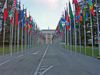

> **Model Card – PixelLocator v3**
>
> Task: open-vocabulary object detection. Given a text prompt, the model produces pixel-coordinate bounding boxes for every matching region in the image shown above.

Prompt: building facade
[42,29,55,44]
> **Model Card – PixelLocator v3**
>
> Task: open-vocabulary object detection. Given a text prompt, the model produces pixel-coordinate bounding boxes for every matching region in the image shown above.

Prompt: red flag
[61,28,64,35]
[73,0,79,16]
[15,11,18,25]
[2,0,8,20]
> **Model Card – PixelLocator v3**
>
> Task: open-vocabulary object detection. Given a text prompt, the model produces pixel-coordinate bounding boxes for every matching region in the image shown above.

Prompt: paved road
[0,45,100,75]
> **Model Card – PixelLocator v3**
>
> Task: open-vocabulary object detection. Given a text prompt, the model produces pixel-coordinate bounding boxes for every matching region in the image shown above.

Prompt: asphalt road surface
[0,45,100,75]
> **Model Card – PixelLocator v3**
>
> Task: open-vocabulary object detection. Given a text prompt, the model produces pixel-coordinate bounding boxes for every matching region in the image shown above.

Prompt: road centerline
[0,60,10,66]
[33,46,49,75]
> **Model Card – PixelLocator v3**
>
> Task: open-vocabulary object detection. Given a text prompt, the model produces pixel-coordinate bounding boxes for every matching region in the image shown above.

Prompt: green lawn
[0,44,37,55]
[61,45,100,57]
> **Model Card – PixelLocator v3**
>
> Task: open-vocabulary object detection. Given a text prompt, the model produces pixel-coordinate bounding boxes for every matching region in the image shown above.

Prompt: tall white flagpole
[14,25,16,52]
[79,25,81,53]
[9,24,12,55]
[30,33,31,50]
[96,0,100,55]
[73,4,77,57]
[84,22,86,55]
[90,13,94,57]
[3,20,5,55]
[70,19,72,55]
[17,23,19,55]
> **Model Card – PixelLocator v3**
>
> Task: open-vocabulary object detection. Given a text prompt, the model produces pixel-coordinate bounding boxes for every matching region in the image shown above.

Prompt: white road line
[33,51,39,54]
[0,60,10,66]
[39,66,53,75]
[33,46,49,75]
[18,54,23,58]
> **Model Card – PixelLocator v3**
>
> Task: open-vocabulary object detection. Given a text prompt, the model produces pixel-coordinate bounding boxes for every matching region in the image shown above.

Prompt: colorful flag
[21,7,25,26]
[78,14,83,25]
[18,1,21,24]
[65,8,70,31]
[2,0,8,20]
[15,11,18,25]
[75,12,78,26]
[83,2,88,22]
[8,8,13,24]
[88,0,95,16]
[61,28,64,35]
[72,0,79,16]
[69,1,74,28]
[12,0,16,16]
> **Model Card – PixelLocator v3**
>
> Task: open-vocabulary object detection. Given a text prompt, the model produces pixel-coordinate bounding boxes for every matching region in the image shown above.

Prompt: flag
[88,0,95,16]
[21,7,25,26]
[69,2,74,28]
[78,14,83,25]
[2,0,8,20]
[15,11,18,25]
[8,0,16,24]
[72,0,79,16]
[29,14,32,30]
[61,28,64,35]
[61,14,65,22]
[75,12,78,26]
[65,8,70,31]
[12,0,16,16]
[24,8,27,29]
[65,9,68,21]
[18,1,21,25]
[8,8,13,24]
[83,2,88,22]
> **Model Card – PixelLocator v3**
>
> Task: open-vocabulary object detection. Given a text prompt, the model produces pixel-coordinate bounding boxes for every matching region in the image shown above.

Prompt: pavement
[0,44,100,75]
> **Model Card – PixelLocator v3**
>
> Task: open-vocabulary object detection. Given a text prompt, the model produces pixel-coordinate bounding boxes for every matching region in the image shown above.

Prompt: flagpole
[73,4,77,57]
[79,25,81,53]
[96,0,100,55]
[3,20,5,55]
[17,23,19,55]
[9,24,12,55]
[28,32,29,51]
[90,13,94,57]
[70,19,72,55]
[21,21,23,53]
[14,25,16,52]
[30,33,31,50]
[64,8,66,52]
[24,29,26,52]
[84,21,86,55]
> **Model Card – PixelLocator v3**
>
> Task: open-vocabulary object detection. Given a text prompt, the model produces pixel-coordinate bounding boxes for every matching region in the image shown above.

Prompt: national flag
[61,28,64,35]
[12,0,16,16]
[69,1,74,28]
[2,0,8,20]
[65,8,70,31]
[61,14,65,22]
[88,0,95,16]
[15,11,18,25]
[75,12,78,26]
[8,8,13,24]
[21,6,25,26]
[78,14,83,25]
[56,26,59,31]
[18,1,21,24]
[83,2,88,22]
[72,0,79,16]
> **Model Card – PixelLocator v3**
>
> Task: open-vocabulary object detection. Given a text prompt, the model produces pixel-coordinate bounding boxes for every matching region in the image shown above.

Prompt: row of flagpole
[52,0,100,57]
[2,0,46,57]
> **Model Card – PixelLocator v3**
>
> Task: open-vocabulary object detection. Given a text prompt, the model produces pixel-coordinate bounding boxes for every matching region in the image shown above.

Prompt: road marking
[33,46,49,75]
[33,51,39,54]
[18,54,23,58]
[0,60,10,66]
[39,66,53,75]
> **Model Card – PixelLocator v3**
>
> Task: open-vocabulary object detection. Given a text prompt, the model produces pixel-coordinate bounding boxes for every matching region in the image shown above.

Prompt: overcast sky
[21,0,73,30]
